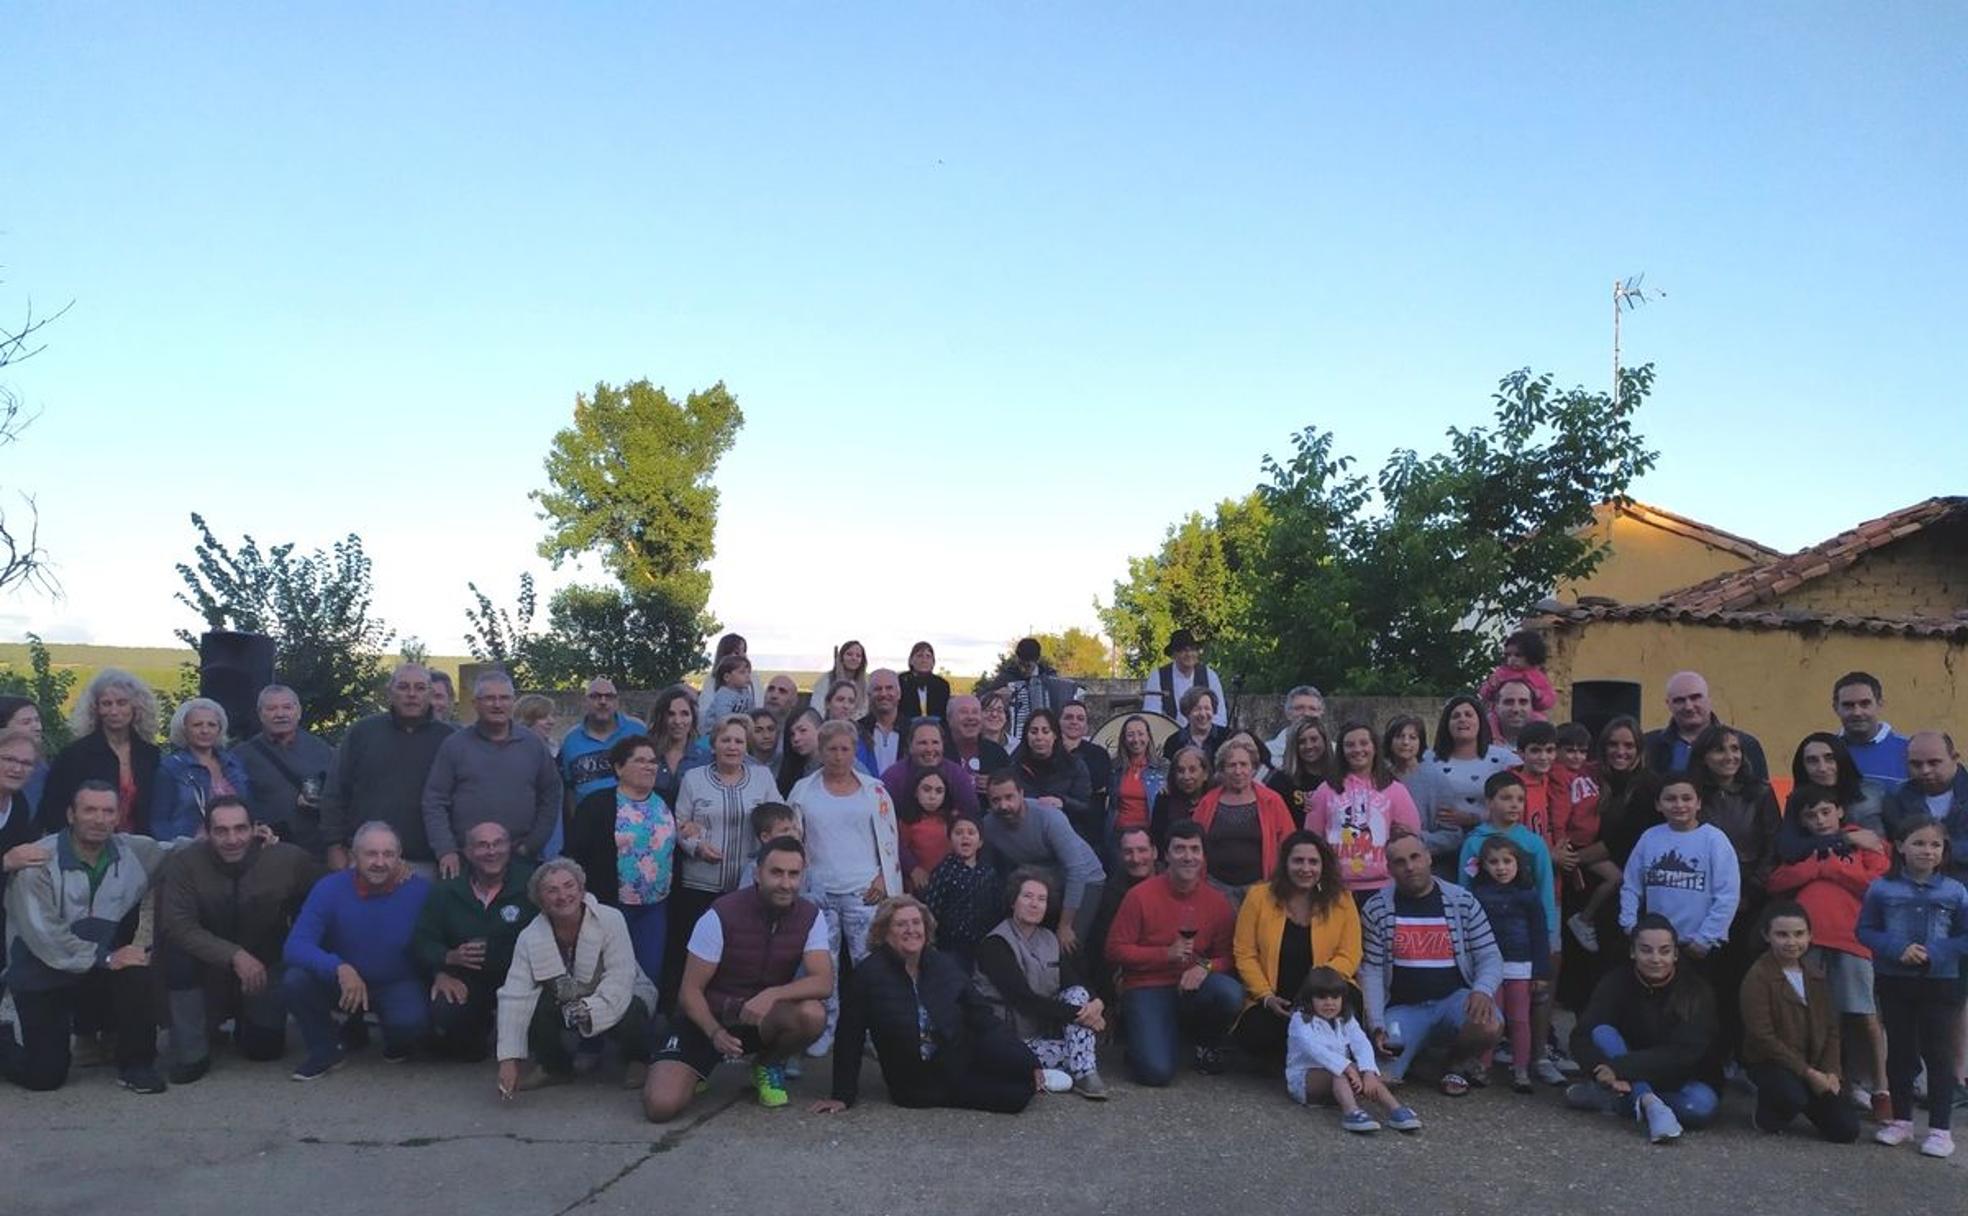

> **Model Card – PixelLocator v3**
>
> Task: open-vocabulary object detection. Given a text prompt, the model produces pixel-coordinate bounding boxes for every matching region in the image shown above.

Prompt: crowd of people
[1,630,1964,1163]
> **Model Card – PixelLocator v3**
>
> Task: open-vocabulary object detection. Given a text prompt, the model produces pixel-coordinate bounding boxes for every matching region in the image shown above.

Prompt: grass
[0,641,471,711]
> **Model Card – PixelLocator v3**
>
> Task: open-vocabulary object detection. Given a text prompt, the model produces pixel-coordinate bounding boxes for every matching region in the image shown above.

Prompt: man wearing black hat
[1141,629,1226,728]
[1005,638,1083,743]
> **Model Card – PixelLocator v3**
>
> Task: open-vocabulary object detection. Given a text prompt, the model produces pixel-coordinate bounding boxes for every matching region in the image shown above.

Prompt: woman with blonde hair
[151,697,254,841]
[812,894,1046,1114]
[40,668,162,833]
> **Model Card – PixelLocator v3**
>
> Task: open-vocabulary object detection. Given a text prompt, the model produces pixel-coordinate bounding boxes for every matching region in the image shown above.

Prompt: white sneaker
[805,1032,834,1059]
[1567,913,1601,953]
[1919,1129,1954,1158]
[1040,1068,1073,1093]
[1847,1084,1872,1112]
[1875,1119,1915,1147]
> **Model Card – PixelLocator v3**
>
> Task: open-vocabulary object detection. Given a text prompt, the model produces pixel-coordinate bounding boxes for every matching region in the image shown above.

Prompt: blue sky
[4,3,1962,676]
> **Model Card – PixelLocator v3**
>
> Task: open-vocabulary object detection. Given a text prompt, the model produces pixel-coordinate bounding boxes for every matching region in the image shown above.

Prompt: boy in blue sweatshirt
[282,822,432,1080]
[1459,772,1559,952]
[1619,776,1740,958]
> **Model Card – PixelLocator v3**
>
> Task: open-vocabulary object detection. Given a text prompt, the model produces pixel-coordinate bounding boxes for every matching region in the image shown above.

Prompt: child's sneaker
[1532,1057,1568,1086]
[1385,1105,1422,1132]
[1511,1070,1534,1094]
[1491,1041,1514,1067]
[1638,1093,1682,1143]
[1567,913,1601,953]
[1340,1109,1380,1133]
[752,1061,789,1109]
[1919,1129,1954,1158]
[1874,1119,1915,1147]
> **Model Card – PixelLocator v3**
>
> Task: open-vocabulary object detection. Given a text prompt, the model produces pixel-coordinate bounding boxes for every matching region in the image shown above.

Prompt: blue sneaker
[291,1048,346,1082]
[1385,1105,1422,1132]
[1638,1093,1682,1143]
[1340,1109,1380,1133]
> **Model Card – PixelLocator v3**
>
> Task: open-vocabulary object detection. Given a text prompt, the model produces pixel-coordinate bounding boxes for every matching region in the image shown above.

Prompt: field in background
[0,642,471,711]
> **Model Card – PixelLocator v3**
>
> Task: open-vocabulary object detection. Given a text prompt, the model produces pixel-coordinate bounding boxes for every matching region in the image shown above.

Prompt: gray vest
[972,920,1062,1041]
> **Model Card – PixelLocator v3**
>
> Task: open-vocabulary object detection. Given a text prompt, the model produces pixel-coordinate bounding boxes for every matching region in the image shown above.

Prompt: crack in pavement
[551,1089,746,1216]
[298,1132,659,1149]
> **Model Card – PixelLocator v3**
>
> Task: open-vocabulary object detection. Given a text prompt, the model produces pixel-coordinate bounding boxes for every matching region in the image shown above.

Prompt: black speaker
[200,631,276,740]
[1570,679,1643,740]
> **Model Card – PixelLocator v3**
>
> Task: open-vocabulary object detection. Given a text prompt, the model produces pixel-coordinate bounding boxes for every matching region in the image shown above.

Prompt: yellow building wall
[1544,618,1968,755]
[1559,512,1766,604]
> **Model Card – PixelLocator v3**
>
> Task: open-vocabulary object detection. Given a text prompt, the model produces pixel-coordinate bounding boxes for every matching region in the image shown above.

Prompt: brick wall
[1769,523,1968,620]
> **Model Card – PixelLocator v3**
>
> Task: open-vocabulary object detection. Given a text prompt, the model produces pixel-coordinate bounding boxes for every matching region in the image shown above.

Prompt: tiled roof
[1607,500,1783,563]
[1537,496,1968,640]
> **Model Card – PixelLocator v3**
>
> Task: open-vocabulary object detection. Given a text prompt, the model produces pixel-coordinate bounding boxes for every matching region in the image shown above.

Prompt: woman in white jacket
[497,859,658,1096]
[1285,967,1421,1134]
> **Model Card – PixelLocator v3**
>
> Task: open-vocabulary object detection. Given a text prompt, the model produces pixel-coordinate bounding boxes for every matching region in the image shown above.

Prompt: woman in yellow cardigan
[1231,830,1362,1063]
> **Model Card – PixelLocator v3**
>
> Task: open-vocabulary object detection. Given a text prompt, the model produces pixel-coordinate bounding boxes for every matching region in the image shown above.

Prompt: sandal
[1439,1072,1471,1097]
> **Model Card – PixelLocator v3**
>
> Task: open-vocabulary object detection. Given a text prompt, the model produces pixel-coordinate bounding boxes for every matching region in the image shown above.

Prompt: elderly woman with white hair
[150,697,254,842]
[39,668,163,834]
[496,857,657,1095]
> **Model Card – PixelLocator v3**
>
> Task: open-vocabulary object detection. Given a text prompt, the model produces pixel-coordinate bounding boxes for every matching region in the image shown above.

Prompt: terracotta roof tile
[1534,496,1968,640]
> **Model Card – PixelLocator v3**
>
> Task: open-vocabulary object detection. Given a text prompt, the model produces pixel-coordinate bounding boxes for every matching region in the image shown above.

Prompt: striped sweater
[1357,880,1504,1030]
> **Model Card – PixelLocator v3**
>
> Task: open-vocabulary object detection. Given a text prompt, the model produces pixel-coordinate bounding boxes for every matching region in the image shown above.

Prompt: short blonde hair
[867,894,938,951]
[817,719,858,748]
[514,694,555,725]
[1215,737,1263,773]
[167,697,230,749]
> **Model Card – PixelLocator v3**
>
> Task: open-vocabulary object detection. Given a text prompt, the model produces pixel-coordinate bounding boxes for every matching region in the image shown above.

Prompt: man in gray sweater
[237,684,336,859]
[422,670,562,878]
[320,664,454,872]
[979,771,1104,953]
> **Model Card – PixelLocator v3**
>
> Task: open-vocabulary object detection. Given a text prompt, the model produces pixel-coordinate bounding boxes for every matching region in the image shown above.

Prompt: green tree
[462,574,549,689]
[173,514,395,735]
[1101,365,1658,694]
[532,379,744,617]
[1097,493,1271,676]
[973,626,1114,690]
[535,583,711,689]
[0,632,78,748]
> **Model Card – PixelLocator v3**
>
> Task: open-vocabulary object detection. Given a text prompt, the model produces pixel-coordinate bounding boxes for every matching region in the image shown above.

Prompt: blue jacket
[1885,768,1968,879]
[1107,760,1167,837]
[149,748,254,842]
[1857,871,1968,980]
[1470,876,1551,977]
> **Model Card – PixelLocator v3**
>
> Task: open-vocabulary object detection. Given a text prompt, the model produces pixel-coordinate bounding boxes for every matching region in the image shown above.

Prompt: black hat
[1164,628,1203,657]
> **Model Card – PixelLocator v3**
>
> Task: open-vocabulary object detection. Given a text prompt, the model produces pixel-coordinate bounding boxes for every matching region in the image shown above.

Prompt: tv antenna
[1612,274,1664,407]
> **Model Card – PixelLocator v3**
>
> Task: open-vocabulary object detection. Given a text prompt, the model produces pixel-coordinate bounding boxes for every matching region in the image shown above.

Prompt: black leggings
[1877,974,1963,1129]
[1745,1062,1859,1142]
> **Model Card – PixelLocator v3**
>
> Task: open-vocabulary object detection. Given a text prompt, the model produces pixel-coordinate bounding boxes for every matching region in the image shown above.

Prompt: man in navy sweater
[282,820,432,1080]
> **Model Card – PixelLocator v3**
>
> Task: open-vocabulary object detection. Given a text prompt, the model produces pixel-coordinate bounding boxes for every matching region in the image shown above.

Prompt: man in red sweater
[1104,820,1243,1085]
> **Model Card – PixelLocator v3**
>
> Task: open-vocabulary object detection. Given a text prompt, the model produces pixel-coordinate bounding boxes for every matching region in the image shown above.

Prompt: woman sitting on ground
[1232,831,1360,1064]
[812,895,1045,1115]
[1565,913,1721,1144]
[496,858,656,1096]
[973,869,1110,1099]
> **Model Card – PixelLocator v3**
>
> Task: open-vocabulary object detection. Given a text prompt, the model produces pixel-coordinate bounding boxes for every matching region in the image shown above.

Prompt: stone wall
[483,666,1444,746]
[1768,523,1968,620]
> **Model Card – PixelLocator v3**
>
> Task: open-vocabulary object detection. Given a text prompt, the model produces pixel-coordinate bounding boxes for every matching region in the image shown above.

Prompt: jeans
[1382,989,1477,1081]
[3,968,156,1091]
[429,976,500,1061]
[819,891,877,1047]
[282,968,430,1060]
[166,960,289,1067]
[1590,1024,1718,1128]
[1877,973,1964,1129]
[620,902,668,996]
[1119,972,1245,1086]
[1746,1061,1860,1142]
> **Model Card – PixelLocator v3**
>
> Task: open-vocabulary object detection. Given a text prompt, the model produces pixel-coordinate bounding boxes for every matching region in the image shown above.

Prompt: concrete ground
[1,1041,1961,1216]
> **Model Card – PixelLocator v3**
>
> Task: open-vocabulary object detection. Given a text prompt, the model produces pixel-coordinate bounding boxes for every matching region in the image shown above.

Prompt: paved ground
[1,1041,1961,1216]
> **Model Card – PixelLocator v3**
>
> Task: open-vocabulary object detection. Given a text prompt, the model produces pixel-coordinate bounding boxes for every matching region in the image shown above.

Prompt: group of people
[2,630,1964,1163]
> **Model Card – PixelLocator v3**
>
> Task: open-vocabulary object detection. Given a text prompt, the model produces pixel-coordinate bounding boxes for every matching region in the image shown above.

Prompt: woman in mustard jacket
[1231,830,1362,1063]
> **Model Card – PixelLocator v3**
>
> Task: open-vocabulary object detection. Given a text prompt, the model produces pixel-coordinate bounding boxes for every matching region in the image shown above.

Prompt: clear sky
[4,3,1962,678]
